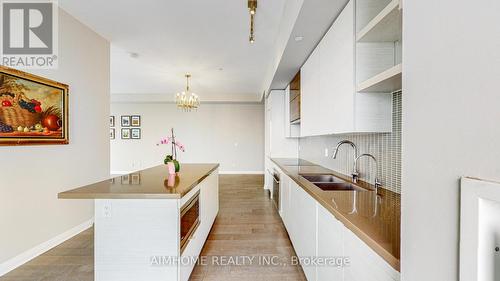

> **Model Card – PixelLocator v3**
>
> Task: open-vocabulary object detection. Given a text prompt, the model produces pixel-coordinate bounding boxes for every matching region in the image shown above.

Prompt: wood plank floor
[0,175,305,281]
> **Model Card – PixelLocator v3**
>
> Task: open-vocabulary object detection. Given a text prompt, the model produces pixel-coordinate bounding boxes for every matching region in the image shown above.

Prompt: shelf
[357,0,402,42]
[357,64,402,93]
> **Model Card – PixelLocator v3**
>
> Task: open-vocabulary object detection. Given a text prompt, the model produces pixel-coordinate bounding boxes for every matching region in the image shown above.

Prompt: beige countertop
[271,158,401,272]
[58,163,219,199]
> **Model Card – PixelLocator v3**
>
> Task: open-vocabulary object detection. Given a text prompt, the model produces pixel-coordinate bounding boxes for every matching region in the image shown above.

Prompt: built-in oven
[180,191,200,254]
[272,169,280,211]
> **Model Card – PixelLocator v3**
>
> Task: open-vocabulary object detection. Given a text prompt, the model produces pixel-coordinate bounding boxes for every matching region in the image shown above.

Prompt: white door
[343,228,399,281]
[289,182,318,281]
[317,204,345,281]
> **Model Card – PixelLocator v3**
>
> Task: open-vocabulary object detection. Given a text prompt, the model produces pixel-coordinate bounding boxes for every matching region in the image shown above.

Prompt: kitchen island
[58,164,219,281]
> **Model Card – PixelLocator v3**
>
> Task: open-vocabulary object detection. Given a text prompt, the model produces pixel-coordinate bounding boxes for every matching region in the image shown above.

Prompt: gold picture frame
[0,66,69,145]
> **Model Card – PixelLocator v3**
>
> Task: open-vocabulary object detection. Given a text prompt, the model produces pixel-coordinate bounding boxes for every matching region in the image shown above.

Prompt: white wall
[110,102,264,173]
[402,0,500,280]
[0,9,110,267]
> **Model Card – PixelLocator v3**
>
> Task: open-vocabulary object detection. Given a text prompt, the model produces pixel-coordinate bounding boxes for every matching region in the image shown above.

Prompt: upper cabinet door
[300,45,320,137]
[301,0,355,136]
[320,0,355,134]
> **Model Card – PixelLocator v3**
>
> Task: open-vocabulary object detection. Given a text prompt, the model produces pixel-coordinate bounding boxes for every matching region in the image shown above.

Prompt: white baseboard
[219,171,264,175]
[0,218,94,277]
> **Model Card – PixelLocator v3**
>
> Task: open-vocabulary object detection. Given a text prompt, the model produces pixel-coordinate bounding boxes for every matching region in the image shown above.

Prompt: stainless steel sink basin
[300,174,345,183]
[313,182,366,192]
[300,174,367,192]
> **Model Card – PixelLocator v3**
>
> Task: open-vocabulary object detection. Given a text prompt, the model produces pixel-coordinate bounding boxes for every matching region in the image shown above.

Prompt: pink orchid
[175,142,185,152]
[156,129,185,159]
[156,137,171,146]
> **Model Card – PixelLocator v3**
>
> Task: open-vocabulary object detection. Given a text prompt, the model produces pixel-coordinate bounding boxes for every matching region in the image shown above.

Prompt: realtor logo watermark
[0,0,58,69]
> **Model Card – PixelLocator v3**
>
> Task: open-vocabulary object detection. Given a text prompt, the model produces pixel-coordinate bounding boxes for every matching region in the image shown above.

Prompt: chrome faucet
[332,140,358,182]
[353,153,382,193]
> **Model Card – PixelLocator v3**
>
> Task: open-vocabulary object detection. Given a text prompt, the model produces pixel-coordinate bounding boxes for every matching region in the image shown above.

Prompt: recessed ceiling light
[129,52,139,58]
[294,36,304,42]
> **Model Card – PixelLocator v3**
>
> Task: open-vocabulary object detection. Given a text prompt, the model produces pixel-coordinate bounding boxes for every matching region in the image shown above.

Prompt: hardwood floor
[0,175,305,281]
[189,175,305,281]
[0,228,94,281]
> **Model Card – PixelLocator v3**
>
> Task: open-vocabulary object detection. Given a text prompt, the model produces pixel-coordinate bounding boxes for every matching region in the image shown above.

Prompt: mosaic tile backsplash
[299,92,402,193]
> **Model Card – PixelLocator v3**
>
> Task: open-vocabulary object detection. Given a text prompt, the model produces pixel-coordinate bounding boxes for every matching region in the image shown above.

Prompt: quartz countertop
[271,158,400,271]
[58,163,219,199]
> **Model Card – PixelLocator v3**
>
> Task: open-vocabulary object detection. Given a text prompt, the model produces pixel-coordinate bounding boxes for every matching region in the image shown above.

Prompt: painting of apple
[42,114,61,131]
[0,66,69,145]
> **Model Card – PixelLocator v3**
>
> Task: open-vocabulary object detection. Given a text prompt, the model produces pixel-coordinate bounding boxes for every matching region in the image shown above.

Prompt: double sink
[300,174,367,192]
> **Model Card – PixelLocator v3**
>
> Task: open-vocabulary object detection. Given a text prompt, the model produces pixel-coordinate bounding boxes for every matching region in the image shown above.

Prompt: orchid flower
[157,129,185,161]
[156,137,171,146]
[175,142,185,152]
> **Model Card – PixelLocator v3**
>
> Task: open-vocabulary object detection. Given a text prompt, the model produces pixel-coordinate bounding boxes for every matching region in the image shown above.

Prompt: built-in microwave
[180,191,200,254]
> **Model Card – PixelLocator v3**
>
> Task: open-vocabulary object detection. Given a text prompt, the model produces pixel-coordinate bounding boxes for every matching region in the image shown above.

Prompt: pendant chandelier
[175,73,200,111]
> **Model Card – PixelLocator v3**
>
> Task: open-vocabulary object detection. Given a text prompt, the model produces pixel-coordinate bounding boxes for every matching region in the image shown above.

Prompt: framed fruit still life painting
[0,66,69,145]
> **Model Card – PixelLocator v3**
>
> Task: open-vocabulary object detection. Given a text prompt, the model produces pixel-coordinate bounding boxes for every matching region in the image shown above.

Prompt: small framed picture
[121,128,131,139]
[131,173,141,185]
[121,116,131,127]
[131,115,141,127]
[110,128,115,140]
[110,116,115,127]
[131,128,141,139]
[121,174,130,185]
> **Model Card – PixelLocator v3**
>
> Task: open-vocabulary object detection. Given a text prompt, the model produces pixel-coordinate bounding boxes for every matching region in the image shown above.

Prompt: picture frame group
[109,114,142,140]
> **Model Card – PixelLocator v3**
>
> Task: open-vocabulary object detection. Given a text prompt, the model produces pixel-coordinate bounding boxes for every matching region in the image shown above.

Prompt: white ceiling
[59,0,287,102]
[270,0,349,90]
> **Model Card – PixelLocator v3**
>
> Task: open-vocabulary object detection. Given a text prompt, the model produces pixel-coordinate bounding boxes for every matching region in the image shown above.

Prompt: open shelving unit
[355,0,403,95]
[357,0,402,42]
[357,63,402,93]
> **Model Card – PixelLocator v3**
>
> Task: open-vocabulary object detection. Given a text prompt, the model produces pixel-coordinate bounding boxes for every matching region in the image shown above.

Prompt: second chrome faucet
[332,140,382,193]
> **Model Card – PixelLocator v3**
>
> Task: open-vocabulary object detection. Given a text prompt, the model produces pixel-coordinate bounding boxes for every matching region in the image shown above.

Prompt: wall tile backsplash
[299,92,402,193]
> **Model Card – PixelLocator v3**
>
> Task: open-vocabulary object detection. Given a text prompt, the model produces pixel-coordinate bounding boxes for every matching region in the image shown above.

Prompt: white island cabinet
[59,164,220,281]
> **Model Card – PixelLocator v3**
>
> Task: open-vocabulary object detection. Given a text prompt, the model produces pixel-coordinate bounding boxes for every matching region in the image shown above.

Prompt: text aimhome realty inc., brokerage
[0,0,58,69]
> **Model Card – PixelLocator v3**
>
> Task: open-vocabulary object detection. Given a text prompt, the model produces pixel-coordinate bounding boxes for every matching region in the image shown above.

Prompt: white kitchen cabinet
[284,85,300,138]
[318,0,355,135]
[300,42,320,137]
[280,174,292,230]
[264,90,298,190]
[280,177,400,281]
[300,0,392,136]
[343,228,400,281]
[317,204,344,281]
[265,90,298,158]
[289,181,317,281]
